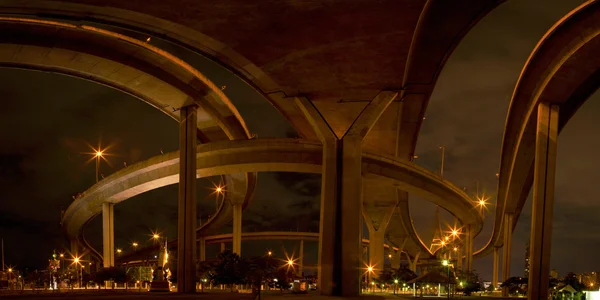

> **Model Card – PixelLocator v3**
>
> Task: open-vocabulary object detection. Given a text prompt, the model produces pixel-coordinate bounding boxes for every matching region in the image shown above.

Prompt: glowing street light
[132,242,138,248]
[116,248,122,254]
[85,142,112,183]
[211,183,226,213]
[267,251,272,256]
[287,259,294,266]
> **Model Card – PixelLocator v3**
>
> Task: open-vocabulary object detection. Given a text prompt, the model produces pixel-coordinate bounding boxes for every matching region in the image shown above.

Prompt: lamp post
[442,260,450,299]
[95,151,103,183]
[394,279,398,295]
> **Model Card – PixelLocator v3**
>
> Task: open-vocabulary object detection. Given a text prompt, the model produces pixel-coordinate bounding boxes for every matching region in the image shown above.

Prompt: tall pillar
[368,230,385,277]
[391,250,401,270]
[406,252,420,273]
[298,239,304,277]
[295,91,398,296]
[198,237,206,261]
[177,105,197,293]
[102,202,114,268]
[502,213,514,297]
[455,247,462,270]
[70,239,79,256]
[465,224,473,271]
[232,203,242,256]
[527,103,558,300]
[364,206,395,278]
[493,247,499,289]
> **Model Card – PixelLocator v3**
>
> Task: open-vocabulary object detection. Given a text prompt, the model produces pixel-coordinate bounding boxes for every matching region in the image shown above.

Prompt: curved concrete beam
[0,17,256,258]
[63,138,483,247]
[476,0,600,257]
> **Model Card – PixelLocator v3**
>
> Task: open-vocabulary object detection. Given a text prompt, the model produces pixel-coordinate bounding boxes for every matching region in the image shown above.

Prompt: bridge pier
[295,91,398,297]
[456,246,462,270]
[527,103,558,300]
[493,247,499,290]
[102,202,115,268]
[502,213,513,297]
[364,206,395,278]
[464,224,473,271]
[406,251,420,273]
[177,105,198,293]
[298,239,304,277]
[198,237,206,261]
[232,203,242,256]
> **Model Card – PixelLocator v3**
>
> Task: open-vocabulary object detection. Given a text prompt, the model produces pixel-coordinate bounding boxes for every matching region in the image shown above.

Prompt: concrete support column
[465,224,473,271]
[527,103,558,300]
[70,239,79,256]
[406,252,420,273]
[391,250,401,270]
[298,239,304,277]
[198,237,206,261]
[232,203,242,256]
[368,230,385,277]
[502,213,514,297]
[177,105,197,293]
[295,91,398,297]
[456,247,462,270]
[493,247,499,289]
[102,202,114,268]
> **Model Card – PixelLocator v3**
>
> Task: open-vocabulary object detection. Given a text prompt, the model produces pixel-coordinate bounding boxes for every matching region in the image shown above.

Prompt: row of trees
[374,265,483,295]
[198,250,297,295]
[501,272,590,297]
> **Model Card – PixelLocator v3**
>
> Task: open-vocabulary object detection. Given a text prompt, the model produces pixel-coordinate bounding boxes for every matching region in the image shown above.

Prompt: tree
[456,269,482,296]
[274,267,294,294]
[378,270,395,285]
[395,265,417,283]
[500,276,527,296]
[245,256,278,299]
[212,250,246,292]
[94,267,129,289]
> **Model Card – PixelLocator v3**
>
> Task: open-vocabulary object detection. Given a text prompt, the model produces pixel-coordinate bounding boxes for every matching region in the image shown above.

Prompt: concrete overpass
[473,1,600,298]
[62,138,483,257]
[0,15,257,274]
[0,0,505,295]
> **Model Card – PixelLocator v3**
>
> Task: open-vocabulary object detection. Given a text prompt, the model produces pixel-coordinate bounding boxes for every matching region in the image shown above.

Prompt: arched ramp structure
[475,1,600,298]
[0,0,506,296]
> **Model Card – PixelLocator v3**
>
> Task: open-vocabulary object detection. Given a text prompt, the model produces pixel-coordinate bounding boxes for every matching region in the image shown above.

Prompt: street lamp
[394,279,399,295]
[94,151,103,183]
[132,242,138,249]
[442,260,450,299]
[212,184,225,213]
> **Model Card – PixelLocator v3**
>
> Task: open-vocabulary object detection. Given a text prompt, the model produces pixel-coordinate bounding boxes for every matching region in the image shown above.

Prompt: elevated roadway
[63,138,483,256]
[473,1,600,295]
[477,0,600,257]
[0,16,258,260]
[0,0,504,267]
[0,1,506,295]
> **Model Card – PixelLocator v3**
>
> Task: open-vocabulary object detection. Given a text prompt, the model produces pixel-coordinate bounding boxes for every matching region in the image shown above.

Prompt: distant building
[550,269,559,279]
[524,243,530,278]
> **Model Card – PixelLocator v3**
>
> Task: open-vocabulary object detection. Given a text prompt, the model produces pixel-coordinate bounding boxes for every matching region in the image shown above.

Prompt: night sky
[0,0,597,281]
